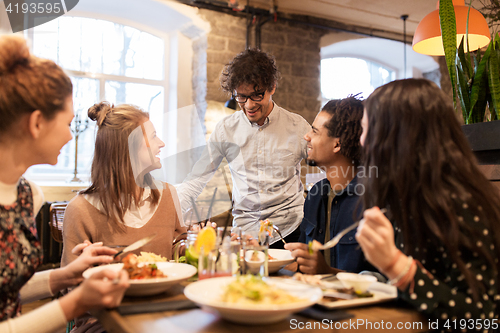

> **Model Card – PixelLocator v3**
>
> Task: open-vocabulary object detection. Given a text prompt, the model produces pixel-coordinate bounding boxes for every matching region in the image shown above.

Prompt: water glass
[198,236,234,280]
[174,230,199,268]
[242,234,269,277]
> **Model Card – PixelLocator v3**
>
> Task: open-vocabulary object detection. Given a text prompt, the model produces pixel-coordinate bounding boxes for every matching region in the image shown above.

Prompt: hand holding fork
[309,208,388,252]
[272,225,287,245]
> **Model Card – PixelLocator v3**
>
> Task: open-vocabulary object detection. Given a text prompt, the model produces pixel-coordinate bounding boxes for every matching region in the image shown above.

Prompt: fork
[273,225,287,245]
[313,208,387,251]
[313,221,360,251]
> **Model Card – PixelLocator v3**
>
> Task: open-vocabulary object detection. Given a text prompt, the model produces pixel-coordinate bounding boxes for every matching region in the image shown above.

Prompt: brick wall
[192,35,209,134]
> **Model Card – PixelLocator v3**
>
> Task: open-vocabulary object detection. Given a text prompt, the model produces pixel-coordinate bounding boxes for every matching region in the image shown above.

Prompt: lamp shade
[412,0,490,56]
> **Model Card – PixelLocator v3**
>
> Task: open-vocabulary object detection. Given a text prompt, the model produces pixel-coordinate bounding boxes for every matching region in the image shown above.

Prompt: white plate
[267,249,295,273]
[83,262,197,296]
[318,280,397,309]
[184,277,323,325]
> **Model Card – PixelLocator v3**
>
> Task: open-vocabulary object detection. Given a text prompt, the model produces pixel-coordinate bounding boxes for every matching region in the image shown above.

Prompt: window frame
[320,56,396,103]
[24,15,170,184]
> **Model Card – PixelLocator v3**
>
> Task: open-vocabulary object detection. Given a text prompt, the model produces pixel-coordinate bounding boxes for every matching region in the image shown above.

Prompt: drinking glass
[174,230,199,268]
[242,233,269,277]
[198,236,234,280]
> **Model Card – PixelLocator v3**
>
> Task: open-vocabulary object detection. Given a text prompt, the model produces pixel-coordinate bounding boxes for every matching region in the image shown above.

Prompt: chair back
[49,202,68,243]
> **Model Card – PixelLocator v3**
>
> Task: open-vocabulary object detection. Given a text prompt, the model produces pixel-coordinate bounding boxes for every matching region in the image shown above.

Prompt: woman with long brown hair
[0,35,129,333]
[61,102,186,332]
[356,78,499,328]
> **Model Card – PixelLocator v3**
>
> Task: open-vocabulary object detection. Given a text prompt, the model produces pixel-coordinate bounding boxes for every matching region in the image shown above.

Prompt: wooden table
[93,281,428,333]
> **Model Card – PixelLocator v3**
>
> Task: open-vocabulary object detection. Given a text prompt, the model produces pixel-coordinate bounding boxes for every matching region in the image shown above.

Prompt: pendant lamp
[412,0,490,56]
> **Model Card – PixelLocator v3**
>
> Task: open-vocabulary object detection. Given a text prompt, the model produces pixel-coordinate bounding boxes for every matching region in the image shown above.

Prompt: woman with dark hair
[61,102,186,333]
[356,78,499,328]
[0,35,129,333]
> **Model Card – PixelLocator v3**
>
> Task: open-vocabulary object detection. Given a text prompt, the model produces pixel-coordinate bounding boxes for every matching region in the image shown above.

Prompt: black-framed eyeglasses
[233,90,266,103]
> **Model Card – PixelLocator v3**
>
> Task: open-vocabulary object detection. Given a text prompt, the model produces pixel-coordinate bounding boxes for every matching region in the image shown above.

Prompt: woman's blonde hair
[82,102,160,224]
[0,35,72,139]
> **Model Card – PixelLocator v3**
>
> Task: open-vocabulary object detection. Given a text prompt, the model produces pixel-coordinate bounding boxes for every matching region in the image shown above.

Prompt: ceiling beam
[173,0,411,44]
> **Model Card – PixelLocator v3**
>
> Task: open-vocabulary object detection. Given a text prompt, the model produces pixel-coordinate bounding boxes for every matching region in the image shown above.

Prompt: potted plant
[440,0,500,164]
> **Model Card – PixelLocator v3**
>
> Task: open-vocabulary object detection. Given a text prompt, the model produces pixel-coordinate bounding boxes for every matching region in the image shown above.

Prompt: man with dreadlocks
[285,96,373,274]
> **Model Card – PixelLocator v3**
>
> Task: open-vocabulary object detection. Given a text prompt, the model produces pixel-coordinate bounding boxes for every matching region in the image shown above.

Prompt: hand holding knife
[113,233,157,259]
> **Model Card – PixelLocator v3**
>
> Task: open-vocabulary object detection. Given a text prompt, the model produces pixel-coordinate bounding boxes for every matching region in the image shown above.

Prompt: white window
[321,57,395,101]
[25,16,166,182]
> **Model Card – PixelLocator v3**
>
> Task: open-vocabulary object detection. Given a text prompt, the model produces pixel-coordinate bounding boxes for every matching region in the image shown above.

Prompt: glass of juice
[198,236,233,280]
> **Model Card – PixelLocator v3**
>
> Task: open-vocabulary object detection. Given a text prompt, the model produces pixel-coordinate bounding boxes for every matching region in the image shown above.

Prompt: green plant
[440,0,500,123]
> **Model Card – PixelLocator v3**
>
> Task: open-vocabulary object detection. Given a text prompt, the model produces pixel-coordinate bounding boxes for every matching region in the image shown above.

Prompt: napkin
[117,299,198,315]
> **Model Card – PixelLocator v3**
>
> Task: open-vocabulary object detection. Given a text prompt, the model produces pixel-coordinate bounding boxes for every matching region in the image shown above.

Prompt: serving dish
[318,278,397,309]
[83,262,197,296]
[184,276,322,324]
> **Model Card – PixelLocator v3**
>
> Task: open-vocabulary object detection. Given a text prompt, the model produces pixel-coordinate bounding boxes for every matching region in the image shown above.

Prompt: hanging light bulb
[412,0,490,56]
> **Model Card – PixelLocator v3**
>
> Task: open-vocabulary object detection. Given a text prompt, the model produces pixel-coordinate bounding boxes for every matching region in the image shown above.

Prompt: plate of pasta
[83,259,197,296]
[184,275,322,324]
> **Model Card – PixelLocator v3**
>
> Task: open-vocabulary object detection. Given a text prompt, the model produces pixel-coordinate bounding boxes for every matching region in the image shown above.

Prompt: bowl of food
[336,272,377,294]
[184,275,322,324]
[267,249,295,273]
[243,248,295,275]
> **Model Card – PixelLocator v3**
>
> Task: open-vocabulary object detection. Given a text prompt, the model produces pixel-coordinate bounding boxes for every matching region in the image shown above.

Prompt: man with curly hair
[285,96,373,273]
[178,48,311,247]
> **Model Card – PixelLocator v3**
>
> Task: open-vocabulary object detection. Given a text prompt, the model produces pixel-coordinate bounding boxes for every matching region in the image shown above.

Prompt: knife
[113,233,157,258]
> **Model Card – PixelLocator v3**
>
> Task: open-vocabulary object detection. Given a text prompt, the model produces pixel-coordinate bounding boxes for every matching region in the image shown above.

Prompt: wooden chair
[49,202,68,244]
[49,202,75,332]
